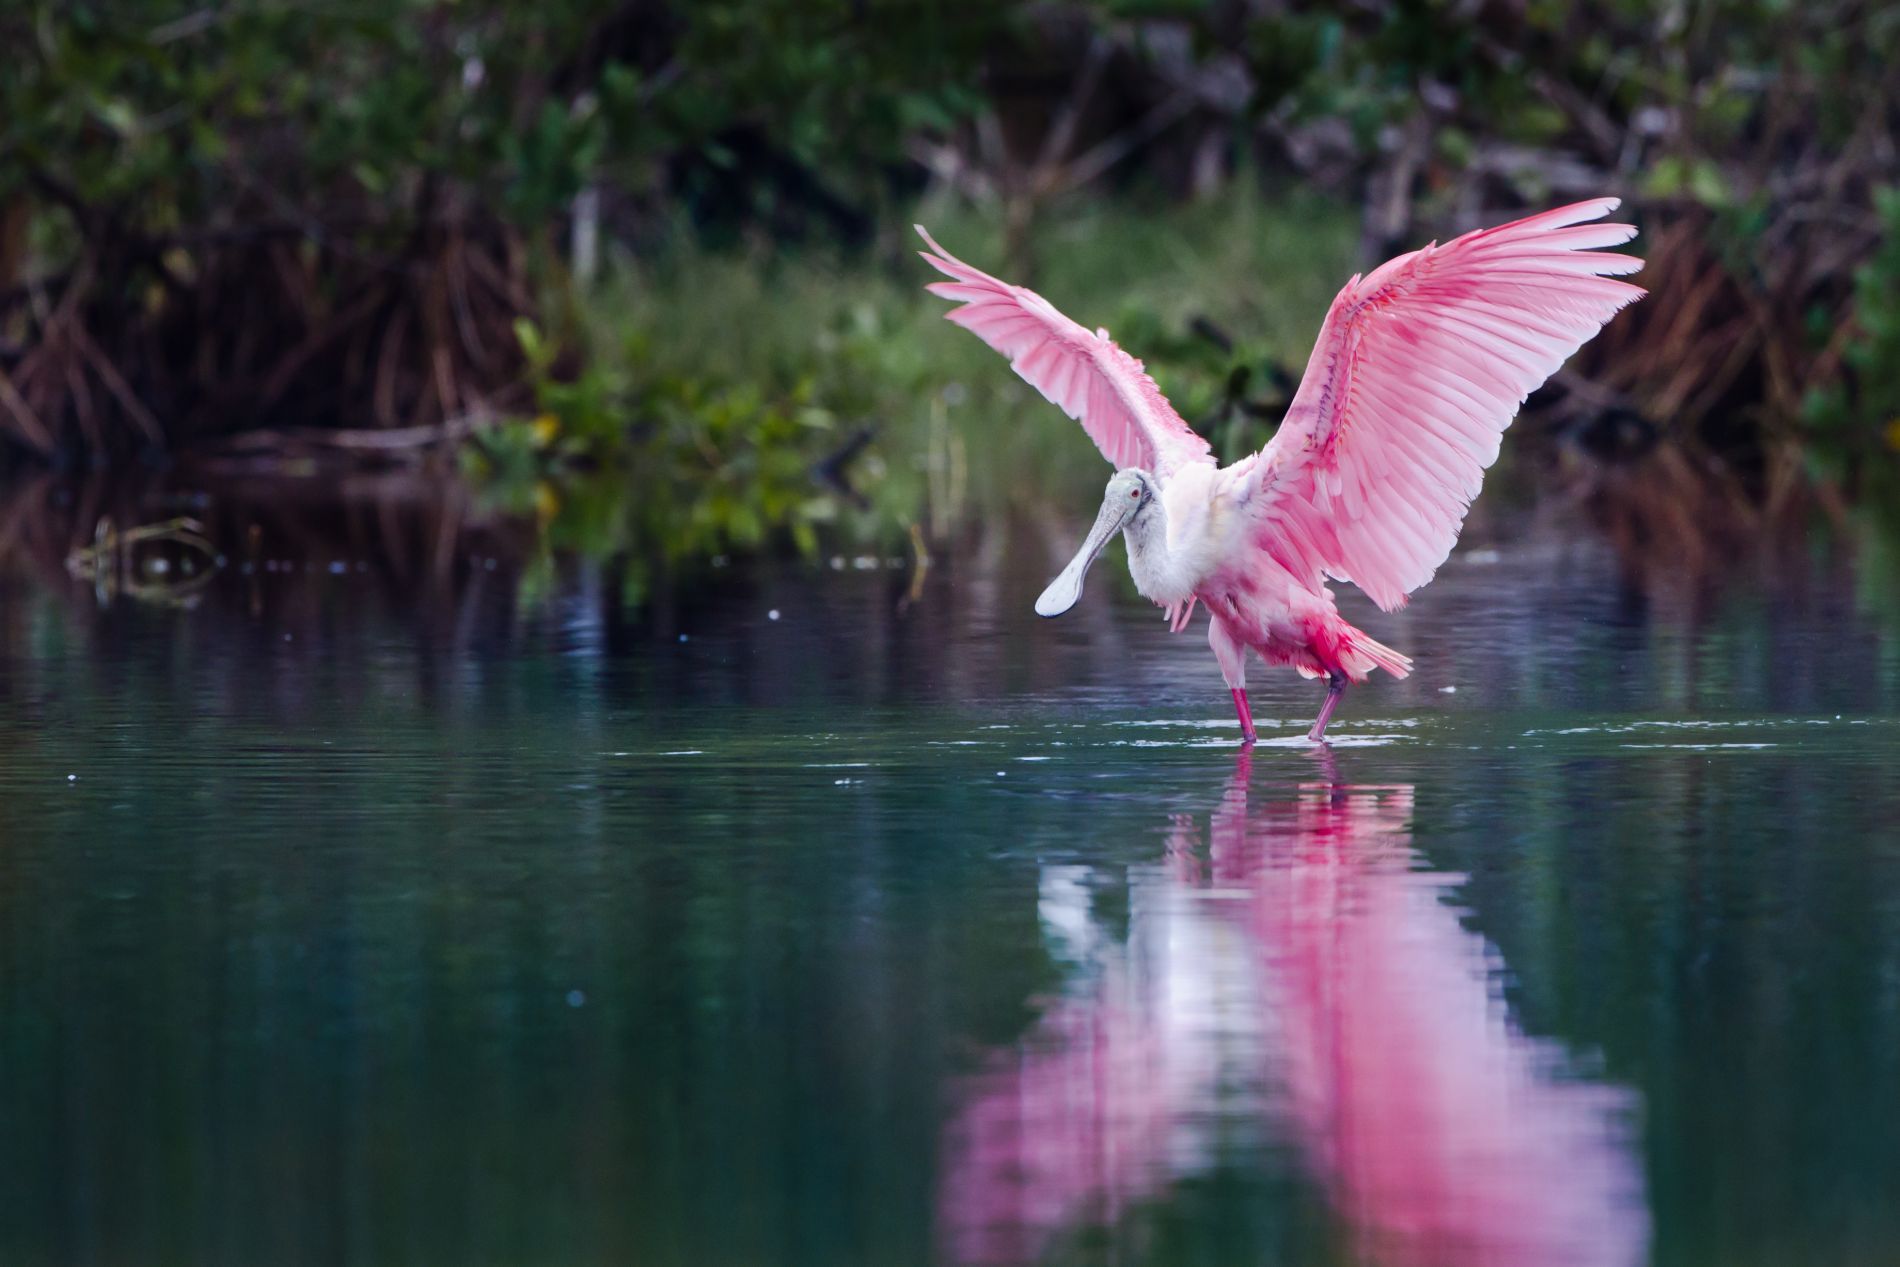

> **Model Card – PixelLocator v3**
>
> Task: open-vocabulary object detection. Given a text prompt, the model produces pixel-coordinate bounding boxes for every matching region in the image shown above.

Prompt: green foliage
[1226,0,1892,213]
[0,1,1015,272]
[0,1,1037,454]
[11,0,1896,513]
[469,190,1357,585]
[1805,188,1900,468]
[629,2,1004,199]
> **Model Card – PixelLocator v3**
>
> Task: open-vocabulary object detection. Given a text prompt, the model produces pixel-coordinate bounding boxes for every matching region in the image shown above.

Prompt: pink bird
[919,201,1644,742]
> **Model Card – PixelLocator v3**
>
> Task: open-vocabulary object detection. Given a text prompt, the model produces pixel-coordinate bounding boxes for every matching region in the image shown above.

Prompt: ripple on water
[1105,716,1422,731]
[1524,717,1865,737]
[1108,732,1409,750]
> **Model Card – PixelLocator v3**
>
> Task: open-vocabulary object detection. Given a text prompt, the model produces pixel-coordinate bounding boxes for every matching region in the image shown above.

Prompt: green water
[3,496,1900,1267]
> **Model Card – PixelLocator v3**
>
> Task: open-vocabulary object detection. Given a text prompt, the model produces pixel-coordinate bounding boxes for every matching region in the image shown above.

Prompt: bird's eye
[1129,488,1141,500]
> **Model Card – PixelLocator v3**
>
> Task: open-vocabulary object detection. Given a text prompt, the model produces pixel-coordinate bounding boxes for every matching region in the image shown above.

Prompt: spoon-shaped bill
[1035,493,1134,617]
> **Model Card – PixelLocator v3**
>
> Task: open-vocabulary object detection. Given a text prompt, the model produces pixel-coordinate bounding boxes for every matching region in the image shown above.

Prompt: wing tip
[1535,196,1627,232]
[1556,195,1622,220]
[915,223,965,279]
[1475,196,1631,244]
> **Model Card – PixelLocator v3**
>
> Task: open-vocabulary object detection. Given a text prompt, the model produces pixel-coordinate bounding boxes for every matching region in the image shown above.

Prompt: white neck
[1124,503,1196,607]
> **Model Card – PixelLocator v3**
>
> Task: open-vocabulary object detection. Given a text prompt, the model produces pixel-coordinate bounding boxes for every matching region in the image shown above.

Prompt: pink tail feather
[1344,628,1413,681]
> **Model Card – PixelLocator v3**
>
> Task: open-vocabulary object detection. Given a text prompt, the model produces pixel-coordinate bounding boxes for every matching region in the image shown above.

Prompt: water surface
[2,490,1898,1266]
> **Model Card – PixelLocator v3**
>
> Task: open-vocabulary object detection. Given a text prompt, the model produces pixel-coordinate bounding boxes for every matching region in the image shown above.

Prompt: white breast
[1126,465,1230,607]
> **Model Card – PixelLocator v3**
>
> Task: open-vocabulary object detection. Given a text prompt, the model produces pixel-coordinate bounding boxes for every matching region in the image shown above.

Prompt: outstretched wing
[917,226,1213,480]
[1233,198,1644,611]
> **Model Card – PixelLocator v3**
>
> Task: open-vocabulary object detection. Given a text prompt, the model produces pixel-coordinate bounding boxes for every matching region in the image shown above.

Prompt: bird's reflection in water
[940,752,1648,1267]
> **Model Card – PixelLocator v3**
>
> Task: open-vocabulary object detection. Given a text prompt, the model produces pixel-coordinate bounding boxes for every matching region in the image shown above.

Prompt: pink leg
[1231,695,1261,744]
[1306,672,1347,743]
[1209,617,1255,745]
[1230,688,1258,745]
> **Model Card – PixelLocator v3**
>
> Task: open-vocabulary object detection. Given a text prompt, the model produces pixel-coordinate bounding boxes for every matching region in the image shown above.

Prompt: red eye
[1129,488,1140,499]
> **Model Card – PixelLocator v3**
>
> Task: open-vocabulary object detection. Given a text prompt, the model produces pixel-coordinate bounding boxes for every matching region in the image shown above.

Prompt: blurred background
[7,6,1900,1267]
[3,0,1899,603]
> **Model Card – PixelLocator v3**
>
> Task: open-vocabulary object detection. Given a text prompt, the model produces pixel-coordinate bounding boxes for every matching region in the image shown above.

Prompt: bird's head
[1035,468,1156,617]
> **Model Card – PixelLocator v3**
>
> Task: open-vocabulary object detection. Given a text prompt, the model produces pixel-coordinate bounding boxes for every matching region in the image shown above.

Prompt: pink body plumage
[920,201,1644,741]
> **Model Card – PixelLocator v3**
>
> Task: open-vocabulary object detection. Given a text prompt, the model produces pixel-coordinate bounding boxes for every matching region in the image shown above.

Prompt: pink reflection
[939,753,1647,1266]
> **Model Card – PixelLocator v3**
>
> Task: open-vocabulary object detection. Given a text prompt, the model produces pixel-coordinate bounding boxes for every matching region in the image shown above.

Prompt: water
[3,485,1900,1266]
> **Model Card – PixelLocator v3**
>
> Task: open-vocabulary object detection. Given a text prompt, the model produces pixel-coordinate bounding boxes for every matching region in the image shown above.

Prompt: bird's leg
[1208,617,1254,745]
[1306,671,1348,743]
[1230,688,1258,746]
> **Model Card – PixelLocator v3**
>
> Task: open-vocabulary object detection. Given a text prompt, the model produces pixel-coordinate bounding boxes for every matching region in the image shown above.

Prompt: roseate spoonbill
[918,201,1644,742]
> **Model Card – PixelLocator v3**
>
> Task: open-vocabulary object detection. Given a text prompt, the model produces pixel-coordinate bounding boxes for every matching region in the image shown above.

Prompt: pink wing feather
[1238,198,1645,611]
[916,226,1214,479]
